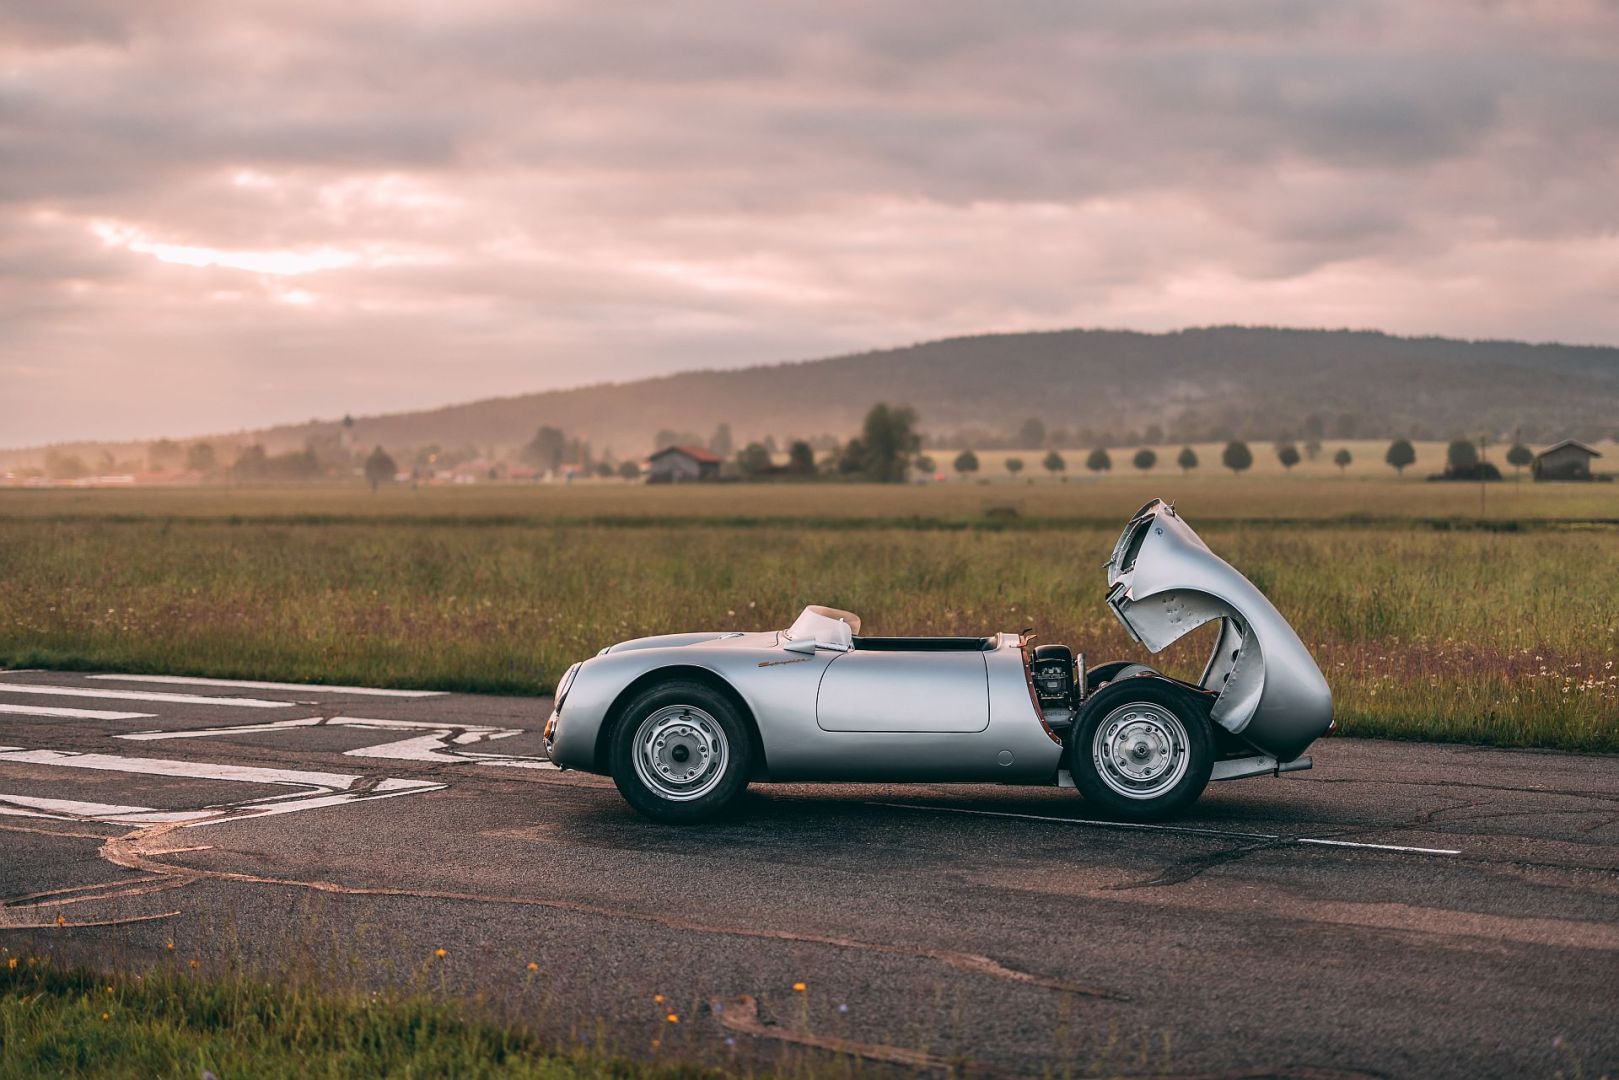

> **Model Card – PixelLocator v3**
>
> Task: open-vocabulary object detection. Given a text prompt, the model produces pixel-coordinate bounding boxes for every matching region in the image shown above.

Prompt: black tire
[1070,677,1213,821]
[608,679,753,824]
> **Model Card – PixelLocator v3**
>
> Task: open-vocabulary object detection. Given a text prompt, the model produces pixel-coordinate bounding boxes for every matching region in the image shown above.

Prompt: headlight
[554,662,582,712]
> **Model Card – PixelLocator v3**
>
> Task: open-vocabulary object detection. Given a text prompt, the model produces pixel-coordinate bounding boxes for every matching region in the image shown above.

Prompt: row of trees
[940,437,1486,478]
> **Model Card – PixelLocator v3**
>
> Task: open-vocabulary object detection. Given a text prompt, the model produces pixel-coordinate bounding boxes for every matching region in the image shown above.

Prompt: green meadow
[1,478,1615,751]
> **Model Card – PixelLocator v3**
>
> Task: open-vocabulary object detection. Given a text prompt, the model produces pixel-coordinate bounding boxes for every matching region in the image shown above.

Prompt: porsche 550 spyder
[544,499,1333,823]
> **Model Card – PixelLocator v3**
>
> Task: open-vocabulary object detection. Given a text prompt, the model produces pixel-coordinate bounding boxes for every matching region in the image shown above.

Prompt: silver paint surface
[547,501,1331,786]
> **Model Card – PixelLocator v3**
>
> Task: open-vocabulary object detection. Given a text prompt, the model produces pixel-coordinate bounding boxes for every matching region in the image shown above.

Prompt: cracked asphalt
[1,669,1616,1079]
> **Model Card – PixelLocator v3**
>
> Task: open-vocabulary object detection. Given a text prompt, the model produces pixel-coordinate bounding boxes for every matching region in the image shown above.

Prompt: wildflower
[724,1037,737,1048]
[837,1003,849,1014]
[792,981,807,993]
[189,960,198,970]
[102,1011,112,1020]
[6,958,15,969]
[165,941,174,951]
[526,962,539,972]
[434,948,446,959]
[666,1013,679,1024]
[55,913,65,926]
[653,994,665,1004]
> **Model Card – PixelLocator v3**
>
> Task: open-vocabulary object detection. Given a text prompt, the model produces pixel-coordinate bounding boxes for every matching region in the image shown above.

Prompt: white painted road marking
[872,802,1462,856]
[0,703,157,721]
[86,674,448,698]
[0,684,292,708]
[0,746,444,826]
[118,715,559,770]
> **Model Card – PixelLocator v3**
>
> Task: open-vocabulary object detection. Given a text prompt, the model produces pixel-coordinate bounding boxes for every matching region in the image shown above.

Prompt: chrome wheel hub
[1092,702,1189,799]
[632,705,728,801]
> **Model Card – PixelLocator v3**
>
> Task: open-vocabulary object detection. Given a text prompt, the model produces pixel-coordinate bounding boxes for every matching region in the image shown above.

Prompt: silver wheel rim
[632,705,729,802]
[1091,702,1189,800]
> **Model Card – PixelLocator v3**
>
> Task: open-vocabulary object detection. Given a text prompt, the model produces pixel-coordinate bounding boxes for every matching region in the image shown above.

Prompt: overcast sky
[3,1,1617,446]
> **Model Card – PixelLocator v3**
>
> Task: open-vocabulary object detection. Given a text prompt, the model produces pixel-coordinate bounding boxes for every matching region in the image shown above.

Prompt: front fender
[1105,501,1331,762]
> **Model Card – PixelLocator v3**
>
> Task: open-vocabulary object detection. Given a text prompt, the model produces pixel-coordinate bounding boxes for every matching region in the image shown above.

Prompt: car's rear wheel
[1070,678,1212,821]
[609,680,752,823]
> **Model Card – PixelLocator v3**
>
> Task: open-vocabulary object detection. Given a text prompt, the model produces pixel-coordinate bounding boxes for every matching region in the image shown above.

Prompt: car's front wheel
[1070,678,1213,821]
[609,680,752,824]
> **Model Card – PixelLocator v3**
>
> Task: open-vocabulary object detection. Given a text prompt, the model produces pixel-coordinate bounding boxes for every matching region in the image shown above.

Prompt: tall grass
[0,953,715,1080]
[0,511,1614,750]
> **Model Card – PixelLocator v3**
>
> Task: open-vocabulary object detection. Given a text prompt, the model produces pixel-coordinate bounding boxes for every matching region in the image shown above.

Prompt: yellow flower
[188,960,198,970]
[653,993,665,1004]
[101,1012,110,1021]
[6,957,15,970]
[526,962,539,972]
[434,948,447,959]
[55,913,65,926]
[666,1013,679,1024]
[792,981,807,993]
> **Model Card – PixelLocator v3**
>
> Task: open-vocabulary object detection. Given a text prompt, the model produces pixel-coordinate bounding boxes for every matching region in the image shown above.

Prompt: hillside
[9,327,1619,467]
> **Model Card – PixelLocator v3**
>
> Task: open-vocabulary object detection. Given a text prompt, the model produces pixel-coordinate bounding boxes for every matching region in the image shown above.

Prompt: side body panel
[815,651,990,732]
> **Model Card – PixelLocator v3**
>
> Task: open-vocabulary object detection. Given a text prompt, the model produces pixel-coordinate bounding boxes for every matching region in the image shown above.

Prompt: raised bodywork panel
[1104,501,1332,762]
[815,651,989,733]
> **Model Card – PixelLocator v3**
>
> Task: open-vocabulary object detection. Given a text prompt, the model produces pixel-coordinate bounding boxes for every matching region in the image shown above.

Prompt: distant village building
[647,445,722,483]
[1532,440,1602,481]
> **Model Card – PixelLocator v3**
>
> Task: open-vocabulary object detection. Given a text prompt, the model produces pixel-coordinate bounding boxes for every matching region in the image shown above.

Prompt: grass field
[0,954,715,1080]
[1,478,1616,752]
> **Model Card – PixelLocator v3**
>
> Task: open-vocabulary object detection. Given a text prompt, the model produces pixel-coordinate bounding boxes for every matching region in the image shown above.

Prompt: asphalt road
[1,668,1615,1078]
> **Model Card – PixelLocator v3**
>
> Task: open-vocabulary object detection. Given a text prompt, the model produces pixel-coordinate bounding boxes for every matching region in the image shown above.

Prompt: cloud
[1,0,1617,445]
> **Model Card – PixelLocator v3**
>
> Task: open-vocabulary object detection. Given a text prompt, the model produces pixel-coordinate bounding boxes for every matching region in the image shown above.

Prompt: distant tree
[762,434,779,455]
[147,438,183,469]
[953,449,980,479]
[1042,449,1066,478]
[1016,417,1047,449]
[1385,438,1416,477]
[521,426,567,473]
[364,446,396,492]
[44,450,89,480]
[1222,440,1253,475]
[232,445,268,480]
[836,437,868,477]
[1177,446,1198,474]
[1506,442,1533,479]
[1304,437,1322,462]
[1333,448,1352,474]
[1006,456,1025,478]
[1132,448,1157,472]
[708,423,734,459]
[1086,447,1112,474]
[1143,423,1165,445]
[914,454,936,476]
[1447,439,1479,472]
[186,442,216,474]
[1276,442,1301,470]
[857,402,921,483]
[736,442,773,477]
[618,459,642,481]
[787,440,816,475]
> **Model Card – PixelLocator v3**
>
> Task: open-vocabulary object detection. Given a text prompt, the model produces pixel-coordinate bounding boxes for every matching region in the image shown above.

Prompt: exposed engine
[1030,644,1080,731]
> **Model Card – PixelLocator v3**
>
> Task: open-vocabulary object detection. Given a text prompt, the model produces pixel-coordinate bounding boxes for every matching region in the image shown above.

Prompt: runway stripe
[0,747,359,789]
[0,684,291,708]
[0,703,157,721]
[871,802,1461,856]
[86,674,447,698]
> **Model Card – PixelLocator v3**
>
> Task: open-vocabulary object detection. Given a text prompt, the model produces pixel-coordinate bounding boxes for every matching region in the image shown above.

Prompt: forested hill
[299,327,1619,455]
[13,327,1619,463]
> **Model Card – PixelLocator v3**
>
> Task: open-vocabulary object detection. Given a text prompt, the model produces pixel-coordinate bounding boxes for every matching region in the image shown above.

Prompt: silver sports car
[545,499,1333,823]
